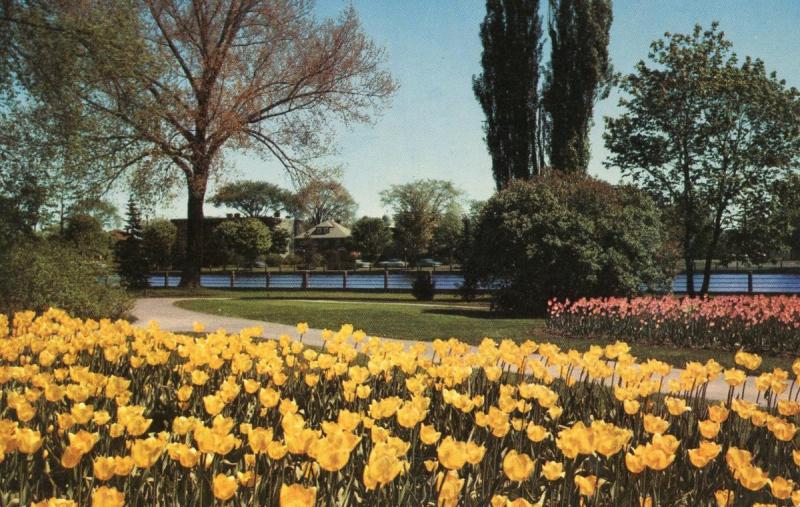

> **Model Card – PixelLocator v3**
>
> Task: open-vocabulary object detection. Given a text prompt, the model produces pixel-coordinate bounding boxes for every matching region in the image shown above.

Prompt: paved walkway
[133,298,796,404]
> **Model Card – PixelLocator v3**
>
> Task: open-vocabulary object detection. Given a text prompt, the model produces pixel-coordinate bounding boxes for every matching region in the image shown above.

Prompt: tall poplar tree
[473,0,545,190]
[544,0,612,173]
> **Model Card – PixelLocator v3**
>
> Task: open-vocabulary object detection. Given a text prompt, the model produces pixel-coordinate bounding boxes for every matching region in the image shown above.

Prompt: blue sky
[154,0,800,220]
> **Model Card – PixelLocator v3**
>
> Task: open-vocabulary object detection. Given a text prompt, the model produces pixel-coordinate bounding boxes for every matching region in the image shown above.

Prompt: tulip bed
[548,295,800,356]
[1,309,799,506]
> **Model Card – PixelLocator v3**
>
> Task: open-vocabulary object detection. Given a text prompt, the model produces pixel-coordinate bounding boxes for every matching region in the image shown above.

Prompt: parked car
[354,259,372,269]
[377,258,408,268]
[416,258,442,267]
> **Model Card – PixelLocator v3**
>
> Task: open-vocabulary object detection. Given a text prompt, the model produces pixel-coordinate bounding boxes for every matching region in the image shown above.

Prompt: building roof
[295,219,351,240]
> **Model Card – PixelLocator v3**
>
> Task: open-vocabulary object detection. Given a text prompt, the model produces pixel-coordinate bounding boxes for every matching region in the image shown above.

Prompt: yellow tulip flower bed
[1,309,799,506]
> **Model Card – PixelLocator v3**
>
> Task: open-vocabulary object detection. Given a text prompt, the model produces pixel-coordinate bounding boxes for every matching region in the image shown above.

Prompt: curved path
[135,297,335,349]
[133,298,794,404]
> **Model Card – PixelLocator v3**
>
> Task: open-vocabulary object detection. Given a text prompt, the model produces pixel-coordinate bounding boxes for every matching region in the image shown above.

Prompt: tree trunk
[683,211,696,296]
[179,174,207,288]
[700,208,726,294]
[684,256,695,296]
[700,239,717,295]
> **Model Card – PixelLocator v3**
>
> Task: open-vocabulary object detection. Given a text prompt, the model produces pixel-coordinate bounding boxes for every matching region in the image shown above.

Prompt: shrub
[0,240,132,319]
[457,276,480,302]
[411,271,436,300]
[264,253,285,267]
[283,253,303,267]
[466,174,669,315]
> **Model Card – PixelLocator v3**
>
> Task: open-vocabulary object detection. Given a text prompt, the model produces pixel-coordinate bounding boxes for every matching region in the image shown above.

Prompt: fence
[148,271,800,294]
[147,271,467,291]
[671,272,800,294]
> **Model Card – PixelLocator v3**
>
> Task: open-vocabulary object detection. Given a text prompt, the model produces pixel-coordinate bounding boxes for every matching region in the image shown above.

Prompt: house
[294,219,351,253]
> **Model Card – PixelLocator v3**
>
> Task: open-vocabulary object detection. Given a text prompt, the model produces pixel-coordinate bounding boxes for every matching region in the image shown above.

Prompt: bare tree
[3,0,397,286]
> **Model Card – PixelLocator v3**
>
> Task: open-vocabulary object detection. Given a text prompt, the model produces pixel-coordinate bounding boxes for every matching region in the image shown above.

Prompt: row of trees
[207,177,467,268]
[208,178,358,227]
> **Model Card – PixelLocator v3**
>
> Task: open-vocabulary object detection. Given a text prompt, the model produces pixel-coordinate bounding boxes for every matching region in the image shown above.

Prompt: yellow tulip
[525,423,548,442]
[93,457,116,481]
[91,486,124,507]
[268,441,288,460]
[714,489,735,506]
[664,397,690,416]
[769,476,794,500]
[15,428,42,454]
[465,441,486,465]
[502,450,534,482]
[435,470,464,507]
[279,483,316,507]
[420,423,441,445]
[437,437,467,471]
[698,419,720,439]
[248,427,274,454]
[574,474,597,496]
[642,414,669,435]
[623,399,640,415]
[541,460,565,481]
[212,473,238,501]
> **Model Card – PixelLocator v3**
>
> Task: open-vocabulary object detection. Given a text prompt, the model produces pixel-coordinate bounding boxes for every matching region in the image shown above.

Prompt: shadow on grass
[420,307,537,319]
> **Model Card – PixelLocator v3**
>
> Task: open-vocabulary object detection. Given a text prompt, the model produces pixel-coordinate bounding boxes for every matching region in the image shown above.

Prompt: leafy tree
[380,179,463,260]
[142,219,178,271]
[458,201,486,268]
[3,1,396,287]
[0,23,156,233]
[115,197,149,289]
[295,179,358,226]
[466,175,667,315]
[544,0,613,172]
[727,175,800,264]
[431,208,465,264]
[0,170,46,248]
[62,214,112,261]
[209,180,295,218]
[69,199,121,229]
[473,0,546,188]
[605,24,800,294]
[771,175,800,258]
[213,219,272,269]
[351,217,393,262]
[269,227,291,255]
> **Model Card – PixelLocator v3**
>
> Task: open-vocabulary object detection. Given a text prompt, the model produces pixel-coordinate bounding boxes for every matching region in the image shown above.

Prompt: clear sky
[153,0,800,220]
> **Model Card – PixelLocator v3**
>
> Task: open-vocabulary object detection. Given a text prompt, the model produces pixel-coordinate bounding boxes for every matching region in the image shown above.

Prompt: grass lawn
[174,298,793,371]
[176,298,542,344]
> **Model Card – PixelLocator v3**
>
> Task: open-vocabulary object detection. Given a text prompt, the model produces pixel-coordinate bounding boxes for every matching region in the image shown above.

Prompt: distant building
[293,219,353,269]
[294,219,352,252]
